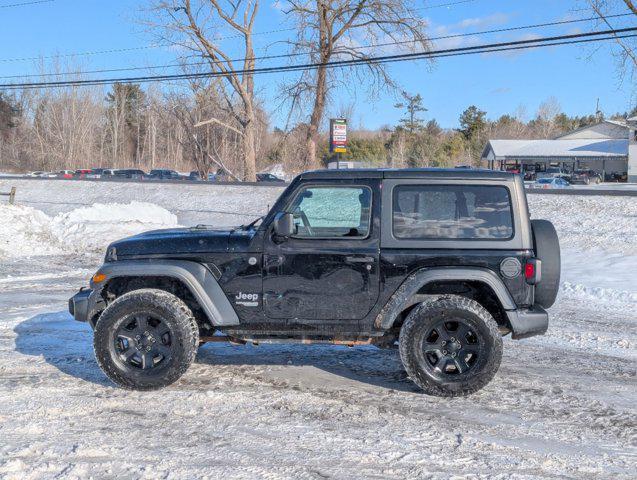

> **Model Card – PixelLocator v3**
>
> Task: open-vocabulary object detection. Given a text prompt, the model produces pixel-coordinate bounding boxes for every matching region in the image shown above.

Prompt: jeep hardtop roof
[299,168,515,181]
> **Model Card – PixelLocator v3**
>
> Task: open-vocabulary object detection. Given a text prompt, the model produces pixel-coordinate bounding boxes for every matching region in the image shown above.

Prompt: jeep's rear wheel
[399,295,502,397]
[94,288,199,390]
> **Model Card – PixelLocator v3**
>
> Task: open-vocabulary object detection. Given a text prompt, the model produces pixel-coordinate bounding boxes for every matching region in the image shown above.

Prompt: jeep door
[262,179,380,326]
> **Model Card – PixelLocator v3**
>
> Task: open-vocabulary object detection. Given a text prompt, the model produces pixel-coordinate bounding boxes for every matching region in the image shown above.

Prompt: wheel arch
[375,268,516,332]
[95,260,239,327]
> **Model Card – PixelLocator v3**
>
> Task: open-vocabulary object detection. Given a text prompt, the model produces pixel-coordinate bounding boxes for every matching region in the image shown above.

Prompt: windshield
[537,178,552,184]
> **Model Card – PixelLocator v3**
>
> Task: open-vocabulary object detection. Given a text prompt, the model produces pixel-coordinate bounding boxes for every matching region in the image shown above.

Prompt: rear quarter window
[392,184,514,240]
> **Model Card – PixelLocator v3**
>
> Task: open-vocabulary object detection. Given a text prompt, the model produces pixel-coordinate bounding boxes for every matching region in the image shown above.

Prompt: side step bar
[199,335,374,347]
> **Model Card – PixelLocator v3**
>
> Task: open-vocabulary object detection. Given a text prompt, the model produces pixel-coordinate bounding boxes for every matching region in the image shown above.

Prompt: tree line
[0,0,635,178]
[2,85,633,176]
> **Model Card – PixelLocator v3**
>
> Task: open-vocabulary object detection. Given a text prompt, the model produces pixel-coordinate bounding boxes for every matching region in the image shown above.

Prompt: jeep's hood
[108,226,254,258]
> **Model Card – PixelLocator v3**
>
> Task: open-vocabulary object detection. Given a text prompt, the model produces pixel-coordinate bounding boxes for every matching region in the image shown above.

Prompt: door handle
[345,256,375,263]
[264,254,284,268]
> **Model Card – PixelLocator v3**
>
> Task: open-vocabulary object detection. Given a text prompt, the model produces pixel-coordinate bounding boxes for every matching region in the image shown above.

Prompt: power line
[0,0,54,8]
[0,0,477,63]
[2,27,635,90]
[0,44,163,64]
[1,12,634,80]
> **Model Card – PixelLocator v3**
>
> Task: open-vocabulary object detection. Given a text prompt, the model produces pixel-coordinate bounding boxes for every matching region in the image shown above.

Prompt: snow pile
[0,204,63,257]
[49,202,178,253]
[0,202,179,258]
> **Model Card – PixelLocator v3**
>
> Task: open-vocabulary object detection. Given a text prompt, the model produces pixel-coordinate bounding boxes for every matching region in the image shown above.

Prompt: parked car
[256,173,285,182]
[605,171,627,183]
[112,169,146,180]
[99,169,117,179]
[148,169,181,180]
[521,165,537,181]
[188,171,217,182]
[27,171,47,177]
[570,169,602,185]
[86,168,106,179]
[531,177,571,189]
[74,169,94,179]
[69,168,560,396]
[57,170,74,179]
[536,167,569,181]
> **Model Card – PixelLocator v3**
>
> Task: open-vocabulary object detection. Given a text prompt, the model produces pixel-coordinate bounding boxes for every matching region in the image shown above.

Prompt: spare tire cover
[531,219,561,308]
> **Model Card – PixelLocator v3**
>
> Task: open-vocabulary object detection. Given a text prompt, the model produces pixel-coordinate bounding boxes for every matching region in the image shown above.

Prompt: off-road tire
[94,288,199,390]
[399,295,502,397]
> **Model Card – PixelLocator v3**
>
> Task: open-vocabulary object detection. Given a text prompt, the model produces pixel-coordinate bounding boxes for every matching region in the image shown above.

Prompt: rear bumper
[506,306,549,339]
[69,288,104,328]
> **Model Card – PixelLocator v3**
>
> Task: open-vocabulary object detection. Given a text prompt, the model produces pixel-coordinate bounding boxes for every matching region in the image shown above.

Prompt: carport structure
[482,119,631,181]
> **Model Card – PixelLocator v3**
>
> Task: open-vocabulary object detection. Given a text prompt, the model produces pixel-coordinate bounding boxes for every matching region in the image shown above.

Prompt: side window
[392,185,513,240]
[288,186,371,238]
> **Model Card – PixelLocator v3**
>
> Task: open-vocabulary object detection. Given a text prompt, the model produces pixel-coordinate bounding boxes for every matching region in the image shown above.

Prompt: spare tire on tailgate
[531,219,561,308]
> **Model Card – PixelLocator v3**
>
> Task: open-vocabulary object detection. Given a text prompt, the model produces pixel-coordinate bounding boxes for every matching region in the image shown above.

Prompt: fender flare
[374,267,516,330]
[94,260,239,327]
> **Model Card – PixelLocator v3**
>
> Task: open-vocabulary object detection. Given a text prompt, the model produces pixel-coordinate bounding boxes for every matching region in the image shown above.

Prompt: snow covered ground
[0,178,283,225]
[0,182,635,479]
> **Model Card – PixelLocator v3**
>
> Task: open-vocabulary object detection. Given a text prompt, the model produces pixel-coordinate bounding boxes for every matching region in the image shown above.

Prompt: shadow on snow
[14,311,416,392]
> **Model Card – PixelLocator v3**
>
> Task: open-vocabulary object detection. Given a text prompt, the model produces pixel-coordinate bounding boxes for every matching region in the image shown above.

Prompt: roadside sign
[330,119,347,153]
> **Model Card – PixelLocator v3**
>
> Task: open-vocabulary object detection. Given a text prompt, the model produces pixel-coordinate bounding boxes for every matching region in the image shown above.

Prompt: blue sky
[0,0,635,129]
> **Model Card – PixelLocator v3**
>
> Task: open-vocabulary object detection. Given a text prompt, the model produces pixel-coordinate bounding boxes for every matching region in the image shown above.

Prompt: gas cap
[500,258,522,278]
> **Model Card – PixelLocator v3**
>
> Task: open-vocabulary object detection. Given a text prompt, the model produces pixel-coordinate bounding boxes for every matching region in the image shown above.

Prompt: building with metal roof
[482,118,637,182]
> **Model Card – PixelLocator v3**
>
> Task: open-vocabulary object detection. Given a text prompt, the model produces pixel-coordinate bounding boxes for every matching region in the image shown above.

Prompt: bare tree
[586,0,637,83]
[30,85,105,170]
[165,81,243,180]
[534,97,562,138]
[279,0,429,169]
[152,0,260,180]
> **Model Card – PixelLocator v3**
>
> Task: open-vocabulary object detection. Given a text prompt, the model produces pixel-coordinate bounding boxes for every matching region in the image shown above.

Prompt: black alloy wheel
[421,319,482,378]
[112,314,174,371]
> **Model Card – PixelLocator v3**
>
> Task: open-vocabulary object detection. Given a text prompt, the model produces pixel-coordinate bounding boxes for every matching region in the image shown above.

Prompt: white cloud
[457,12,511,29]
[428,12,514,51]
[480,33,543,59]
[490,86,511,95]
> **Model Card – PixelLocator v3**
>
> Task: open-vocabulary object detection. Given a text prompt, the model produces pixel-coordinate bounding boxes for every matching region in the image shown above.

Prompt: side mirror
[273,212,295,237]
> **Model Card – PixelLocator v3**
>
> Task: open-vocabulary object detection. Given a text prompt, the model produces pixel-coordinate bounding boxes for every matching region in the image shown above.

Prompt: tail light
[525,259,542,285]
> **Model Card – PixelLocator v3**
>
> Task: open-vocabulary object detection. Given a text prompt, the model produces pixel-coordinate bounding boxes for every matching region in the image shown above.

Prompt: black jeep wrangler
[69,169,560,396]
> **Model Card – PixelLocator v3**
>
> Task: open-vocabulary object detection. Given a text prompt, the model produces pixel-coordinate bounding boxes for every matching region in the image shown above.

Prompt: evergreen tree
[0,93,20,138]
[459,105,486,140]
[394,91,427,133]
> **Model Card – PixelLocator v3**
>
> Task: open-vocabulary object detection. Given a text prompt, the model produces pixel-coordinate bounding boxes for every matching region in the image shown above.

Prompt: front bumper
[69,288,104,328]
[506,306,549,339]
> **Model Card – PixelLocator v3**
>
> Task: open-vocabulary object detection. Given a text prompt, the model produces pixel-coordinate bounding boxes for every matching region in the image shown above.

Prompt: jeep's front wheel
[399,295,502,397]
[94,288,199,390]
